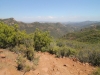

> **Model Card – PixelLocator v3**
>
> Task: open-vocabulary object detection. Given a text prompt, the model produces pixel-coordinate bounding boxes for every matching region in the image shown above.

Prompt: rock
[0,50,3,53]
[85,63,89,66]
[72,57,79,62]
[63,64,67,67]
[0,54,6,58]
[63,57,65,58]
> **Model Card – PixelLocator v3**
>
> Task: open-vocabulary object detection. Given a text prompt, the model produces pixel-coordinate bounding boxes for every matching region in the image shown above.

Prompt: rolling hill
[0,18,69,38]
[62,29,100,44]
[0,18,100,38]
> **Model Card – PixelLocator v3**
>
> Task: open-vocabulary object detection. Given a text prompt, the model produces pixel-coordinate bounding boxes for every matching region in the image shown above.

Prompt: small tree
[26,47,35,61]
[34,29,52,51]
[0,22,16,48]
[16,55,26,70]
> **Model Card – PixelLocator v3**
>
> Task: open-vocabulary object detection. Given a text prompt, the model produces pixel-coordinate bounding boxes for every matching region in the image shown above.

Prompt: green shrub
[33,56,40,66]
[24,65,31,72]
[91,67,100,75]
[56,39,66,47]
[11,45,20,53]
[56,46,76,57]
[11,44,27,54]
[26,47,35,61]
[16,55,26,71]
[0,22,16,48]
[34,28,52,51]
[89,50,100,66]
[77,49,100,66]
[47,42,59,54]
[16,55,36,71]
[77,49,90,63]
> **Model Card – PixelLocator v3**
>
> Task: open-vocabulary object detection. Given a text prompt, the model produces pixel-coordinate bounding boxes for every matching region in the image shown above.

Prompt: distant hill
[63,21,99,26]
[62,21,100,43]
[63,21,100,31]
[91,22,100,30]
[0,18,68,38]
[62,29,100,43]
[0,18,100,38]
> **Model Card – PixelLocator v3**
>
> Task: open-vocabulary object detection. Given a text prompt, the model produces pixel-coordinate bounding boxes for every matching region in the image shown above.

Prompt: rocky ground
[0,49,96,75]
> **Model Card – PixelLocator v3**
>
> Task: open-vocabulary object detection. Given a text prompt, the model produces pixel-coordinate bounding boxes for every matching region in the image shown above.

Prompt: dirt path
[0,49,95,75]
[30,52,94,75]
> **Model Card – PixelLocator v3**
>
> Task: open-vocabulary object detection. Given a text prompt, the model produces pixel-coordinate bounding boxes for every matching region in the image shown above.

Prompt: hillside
[64,21,99,28]
[0,18,68,38]
[0,19,100,75]
[1,18,100,38]
[0,49,95,75]
[62,29,100,44]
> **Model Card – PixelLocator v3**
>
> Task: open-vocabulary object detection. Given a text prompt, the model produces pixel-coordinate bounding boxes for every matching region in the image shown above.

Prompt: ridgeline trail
[0,49,95,75]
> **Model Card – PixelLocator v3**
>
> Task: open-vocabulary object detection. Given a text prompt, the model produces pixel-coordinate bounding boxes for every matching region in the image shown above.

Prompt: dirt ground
[0,49,95,75]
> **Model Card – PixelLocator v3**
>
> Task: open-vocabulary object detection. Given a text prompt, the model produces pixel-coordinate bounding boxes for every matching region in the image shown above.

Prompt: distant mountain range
[0,18,100,38]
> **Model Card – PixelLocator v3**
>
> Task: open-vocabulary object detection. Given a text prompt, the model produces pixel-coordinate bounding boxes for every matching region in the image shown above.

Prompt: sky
[0,0,100,22]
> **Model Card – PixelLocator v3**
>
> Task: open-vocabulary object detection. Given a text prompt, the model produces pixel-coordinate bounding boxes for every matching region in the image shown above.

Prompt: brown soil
[0,49,96,75]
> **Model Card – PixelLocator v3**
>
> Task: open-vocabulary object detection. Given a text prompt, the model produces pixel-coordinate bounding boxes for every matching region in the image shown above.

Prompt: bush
[33,56,40,66]
[13,45,35,61]
[16,55,26,71]
[34,29,52,51]
[56,39,66,47]
[16,55,36,71]
[56,46,76,57]
[77,49,100,66]
[0,22,16,48]
[11,45,20,53]
[77,49,90,63]
[11,44,27,54]
[26,47,35,61]
[47,42,59,54]
[91,67,100,75]
[89,50,100,66]
[41,41,76,58]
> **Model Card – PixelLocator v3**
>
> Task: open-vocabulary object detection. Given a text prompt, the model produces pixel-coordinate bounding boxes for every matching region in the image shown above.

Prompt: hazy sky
[0,0,100,22]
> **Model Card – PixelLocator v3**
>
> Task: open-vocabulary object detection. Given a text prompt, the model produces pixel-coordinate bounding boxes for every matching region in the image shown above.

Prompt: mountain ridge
[0,18,100,38]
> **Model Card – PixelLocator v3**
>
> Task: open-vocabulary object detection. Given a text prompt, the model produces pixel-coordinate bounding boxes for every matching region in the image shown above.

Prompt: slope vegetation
[62,29,100,43]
